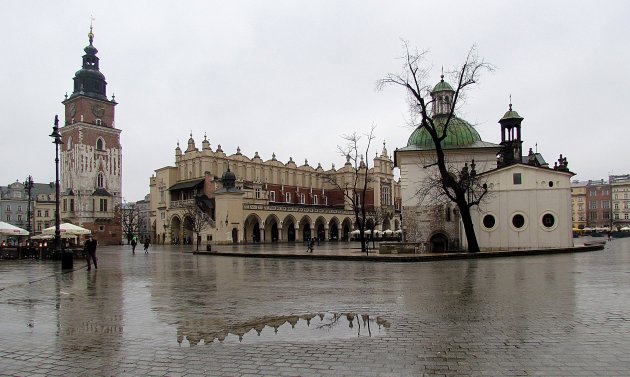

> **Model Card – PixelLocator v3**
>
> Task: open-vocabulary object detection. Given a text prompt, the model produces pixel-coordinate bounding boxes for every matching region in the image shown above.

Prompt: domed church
[394,76,575,252]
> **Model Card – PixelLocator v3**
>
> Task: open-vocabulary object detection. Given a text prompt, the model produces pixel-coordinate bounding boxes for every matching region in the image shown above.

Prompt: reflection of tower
[497,101,524,168]
[60,25,122,244]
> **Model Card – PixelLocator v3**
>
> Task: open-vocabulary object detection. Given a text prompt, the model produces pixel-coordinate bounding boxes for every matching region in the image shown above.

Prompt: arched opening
[183,216,194,245]
[302,226,311,241]
[287,223,296,242]
[329,222,339,241]
[429,233,448,253]
[271,223,278,242]
[317,223,325,241]
[170,216,182,244]
[252,222,260,243]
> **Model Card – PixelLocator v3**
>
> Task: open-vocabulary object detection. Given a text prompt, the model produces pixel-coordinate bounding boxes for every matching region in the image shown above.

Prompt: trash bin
[61,250,74,269]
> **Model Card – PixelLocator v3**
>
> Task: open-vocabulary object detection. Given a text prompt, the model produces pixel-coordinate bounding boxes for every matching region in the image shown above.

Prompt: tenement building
[395,76,575,251]
[610,174,630,228]
[149,136,401,245]
[59,27,122,245]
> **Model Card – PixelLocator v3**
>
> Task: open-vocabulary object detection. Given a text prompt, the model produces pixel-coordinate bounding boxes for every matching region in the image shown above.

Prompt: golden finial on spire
[88,15,95,45]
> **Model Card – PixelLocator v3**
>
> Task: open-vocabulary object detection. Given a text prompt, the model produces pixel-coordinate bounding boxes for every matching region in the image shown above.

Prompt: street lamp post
[24,175,34,238]
[50,115,72,269]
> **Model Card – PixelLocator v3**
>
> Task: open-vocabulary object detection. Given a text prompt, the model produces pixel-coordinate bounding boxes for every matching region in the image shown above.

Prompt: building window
[17,205,22,212]
[382,186,391,205]
[542,213,555,228]
[97,173,104,188]
[614,213,619,220]
[615,194,619,200]
[37,210,42,217]
[37,223,42,231]
[17,214,22,222]
[578,204,583,211]
[6,214,10,222]
[160,212,165,220]
[614,203,619,210]
[511,213,526,229]
[590,201,597,209]
[70,199,75,211]
[313,195,318,205]
[44,210,49,217]
[63,199,67,212]
[625,213,629,220]
[603,212,611,220]
[96,119,102,126]
[513,173,522,185]
[269,191,276,202]
[285,192,291,203]
[590,190,596,196]
[5,205,10,212]
[100,199,108,212]
[300,193,305,204]
[482,214,496,230]
[603,201,610,209]
[255,188,261,199]
[96,138,104,151]
[577,197,583,202]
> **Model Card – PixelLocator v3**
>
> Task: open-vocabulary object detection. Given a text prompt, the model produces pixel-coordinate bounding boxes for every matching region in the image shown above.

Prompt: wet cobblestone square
[1,240,629,376]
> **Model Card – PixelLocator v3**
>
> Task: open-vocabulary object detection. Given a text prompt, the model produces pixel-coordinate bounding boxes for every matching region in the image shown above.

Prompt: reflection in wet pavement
[176,312,390,346]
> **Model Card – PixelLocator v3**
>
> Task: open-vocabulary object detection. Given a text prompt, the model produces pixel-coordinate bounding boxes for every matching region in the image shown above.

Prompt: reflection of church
[150,138,401,244]
[395,76,575,252]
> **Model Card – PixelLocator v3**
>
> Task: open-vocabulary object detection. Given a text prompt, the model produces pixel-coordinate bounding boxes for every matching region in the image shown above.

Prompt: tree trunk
[458,202,480,253]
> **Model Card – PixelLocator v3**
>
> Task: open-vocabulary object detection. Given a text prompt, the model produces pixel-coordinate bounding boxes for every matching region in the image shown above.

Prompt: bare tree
[366,207,393,249]
[120,202,140,244]
[378,43,492,253]
[183,201,214,251]
[320,126,376,254]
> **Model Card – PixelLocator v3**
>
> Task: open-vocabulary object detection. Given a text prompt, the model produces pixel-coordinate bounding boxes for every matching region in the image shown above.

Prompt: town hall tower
[59,26,122,245]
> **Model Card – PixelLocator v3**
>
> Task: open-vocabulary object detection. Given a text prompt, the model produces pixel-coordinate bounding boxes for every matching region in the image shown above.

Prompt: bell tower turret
[497,100,524,168]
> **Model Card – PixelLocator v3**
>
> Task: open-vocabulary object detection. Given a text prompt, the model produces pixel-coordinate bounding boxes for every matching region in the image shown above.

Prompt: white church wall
[471,165,574,250]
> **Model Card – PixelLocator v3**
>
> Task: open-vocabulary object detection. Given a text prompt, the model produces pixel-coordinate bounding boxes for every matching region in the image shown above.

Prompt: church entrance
[429,233,448,252]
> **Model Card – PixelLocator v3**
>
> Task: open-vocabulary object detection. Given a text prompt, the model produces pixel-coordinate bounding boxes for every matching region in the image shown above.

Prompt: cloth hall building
[149,137,401,245]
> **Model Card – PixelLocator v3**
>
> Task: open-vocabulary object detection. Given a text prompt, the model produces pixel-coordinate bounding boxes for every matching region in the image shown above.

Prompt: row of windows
[66,136,106,151]
[267,191,328,206]
[482,212,557,232]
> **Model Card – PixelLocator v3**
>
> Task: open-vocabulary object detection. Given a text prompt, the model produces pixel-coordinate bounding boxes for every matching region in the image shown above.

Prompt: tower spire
[88,16,95,45]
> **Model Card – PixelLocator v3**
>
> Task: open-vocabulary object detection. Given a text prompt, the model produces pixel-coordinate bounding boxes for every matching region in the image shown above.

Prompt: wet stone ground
[0,239,629,376]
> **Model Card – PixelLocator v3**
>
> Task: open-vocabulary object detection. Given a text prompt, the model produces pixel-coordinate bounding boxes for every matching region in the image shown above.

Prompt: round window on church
[511,213,526,230]
[540,212,558,231]
[482,214,496,231]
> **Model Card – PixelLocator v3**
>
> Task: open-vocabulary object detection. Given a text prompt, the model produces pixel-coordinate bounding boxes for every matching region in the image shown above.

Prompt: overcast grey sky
[1,1,628,201]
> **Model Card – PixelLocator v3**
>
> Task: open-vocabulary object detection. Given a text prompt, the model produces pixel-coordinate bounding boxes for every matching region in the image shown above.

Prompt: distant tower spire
[88,16,95,45]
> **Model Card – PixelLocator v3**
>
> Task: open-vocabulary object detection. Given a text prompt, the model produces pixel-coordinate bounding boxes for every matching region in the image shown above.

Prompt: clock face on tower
[92,104,105,118]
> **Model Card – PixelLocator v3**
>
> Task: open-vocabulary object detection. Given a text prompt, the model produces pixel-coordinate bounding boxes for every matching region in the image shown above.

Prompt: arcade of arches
[155,211,401,244]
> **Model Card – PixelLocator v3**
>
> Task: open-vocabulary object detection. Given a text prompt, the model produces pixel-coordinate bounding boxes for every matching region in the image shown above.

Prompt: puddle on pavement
[176,312,391,346]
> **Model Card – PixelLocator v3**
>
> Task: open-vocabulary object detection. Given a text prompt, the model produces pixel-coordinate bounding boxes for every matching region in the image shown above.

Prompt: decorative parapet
[243,203,353,215]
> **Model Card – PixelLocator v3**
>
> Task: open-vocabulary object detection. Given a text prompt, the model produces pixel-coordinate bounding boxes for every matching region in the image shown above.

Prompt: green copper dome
[407,115,482,149]
[499,104,523,121]
[432,75,454,93]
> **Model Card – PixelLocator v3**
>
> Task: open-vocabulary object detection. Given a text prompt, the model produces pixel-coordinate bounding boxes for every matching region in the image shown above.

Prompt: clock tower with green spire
[59,25,122,245]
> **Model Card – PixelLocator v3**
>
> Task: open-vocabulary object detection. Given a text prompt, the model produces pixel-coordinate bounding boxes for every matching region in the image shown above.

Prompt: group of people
[306,237,319,253]
[130,237,151,254]
[83,235,152,271]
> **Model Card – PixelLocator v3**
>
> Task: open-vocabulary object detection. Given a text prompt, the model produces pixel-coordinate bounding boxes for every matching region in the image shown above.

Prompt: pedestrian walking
[143,238,151,254]
[131,237,137,254]
[306,237,312,253]
[607,230,612,241]
[84,235,98,270]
